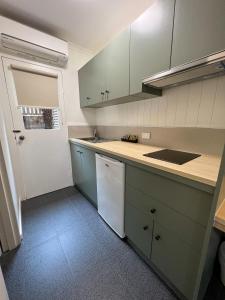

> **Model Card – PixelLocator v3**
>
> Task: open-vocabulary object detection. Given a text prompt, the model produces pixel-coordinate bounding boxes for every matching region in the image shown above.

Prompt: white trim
[0,152,21,250]
[0,267,9,300]
[0,57,22,245]
[0,216,8,252]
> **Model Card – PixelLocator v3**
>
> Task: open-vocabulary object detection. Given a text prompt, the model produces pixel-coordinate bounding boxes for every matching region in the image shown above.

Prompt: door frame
[0,144,21,251]
[0,57,22,248]
[0,267,9,300]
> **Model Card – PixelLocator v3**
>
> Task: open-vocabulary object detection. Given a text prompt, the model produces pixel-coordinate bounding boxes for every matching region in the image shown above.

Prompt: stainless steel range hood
[143,50,225,89]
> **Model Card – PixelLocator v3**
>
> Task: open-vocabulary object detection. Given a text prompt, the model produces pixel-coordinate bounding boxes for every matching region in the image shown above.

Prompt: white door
[2,58,72,199]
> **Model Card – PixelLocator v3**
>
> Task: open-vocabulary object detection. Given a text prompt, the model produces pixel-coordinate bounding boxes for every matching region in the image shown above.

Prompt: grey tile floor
[0,187,224,300]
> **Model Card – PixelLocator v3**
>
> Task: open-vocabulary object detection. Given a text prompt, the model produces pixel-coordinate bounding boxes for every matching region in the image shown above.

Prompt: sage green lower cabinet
[125,201,153,258]
[151,223,200,300]
[70,143,97,207]
[125,164,213,300]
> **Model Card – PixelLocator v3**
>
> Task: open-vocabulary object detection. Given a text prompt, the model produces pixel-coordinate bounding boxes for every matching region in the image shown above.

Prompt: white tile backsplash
[96,75,225,129]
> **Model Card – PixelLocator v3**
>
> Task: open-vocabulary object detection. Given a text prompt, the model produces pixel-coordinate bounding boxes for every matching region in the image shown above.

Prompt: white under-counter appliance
[96,154,125,238]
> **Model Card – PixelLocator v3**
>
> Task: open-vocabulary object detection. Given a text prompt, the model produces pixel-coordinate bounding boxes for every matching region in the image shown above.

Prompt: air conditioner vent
[0,33,68,67]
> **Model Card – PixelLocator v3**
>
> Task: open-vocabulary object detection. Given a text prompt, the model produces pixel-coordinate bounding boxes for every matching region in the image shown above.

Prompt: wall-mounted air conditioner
[0,16,68,67]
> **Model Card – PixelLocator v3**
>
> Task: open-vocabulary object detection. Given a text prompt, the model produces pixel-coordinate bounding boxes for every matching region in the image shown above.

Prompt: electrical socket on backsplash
[142,132,151,139]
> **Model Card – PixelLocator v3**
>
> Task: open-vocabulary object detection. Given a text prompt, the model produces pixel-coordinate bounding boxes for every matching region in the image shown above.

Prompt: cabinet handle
[143,226,148,231]
[86,97,91,100]
[155,235,161,241]
[105,90,109,94]
[76,151,80,153]
[101,92,105,95]
[150,208,156,214]
[105,163,109,167]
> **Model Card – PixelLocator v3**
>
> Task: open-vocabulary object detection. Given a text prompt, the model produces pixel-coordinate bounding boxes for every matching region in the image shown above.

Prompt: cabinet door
[130,0,175,95]
[171,0,225,67]
[70,144,83,188]
[125,201,153,258]
[151,223,200,300]
[80,147,97,206]
[104,28,130,101]
[78,50,106,107]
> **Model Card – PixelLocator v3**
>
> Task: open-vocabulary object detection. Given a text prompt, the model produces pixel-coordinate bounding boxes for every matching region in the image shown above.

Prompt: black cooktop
[143,149,201,165]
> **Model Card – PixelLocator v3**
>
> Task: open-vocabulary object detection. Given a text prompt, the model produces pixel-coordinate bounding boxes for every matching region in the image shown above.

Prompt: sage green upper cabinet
[104,28,130,102]
[79,50,106,107]
[130,0,175,95]
[171,0,225,67]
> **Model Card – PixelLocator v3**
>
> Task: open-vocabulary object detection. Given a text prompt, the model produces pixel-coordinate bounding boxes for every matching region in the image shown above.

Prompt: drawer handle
[101,92,105,95]
[143,226,148,231]
[155,235,161,241]
[150,208,156,214]
[86,97,91,100]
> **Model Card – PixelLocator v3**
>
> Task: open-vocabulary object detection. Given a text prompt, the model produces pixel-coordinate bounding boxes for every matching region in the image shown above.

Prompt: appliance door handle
[96,154,123,166]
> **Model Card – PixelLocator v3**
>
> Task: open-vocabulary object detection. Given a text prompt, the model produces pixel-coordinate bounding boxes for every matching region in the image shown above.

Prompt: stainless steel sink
[79,137,113,143]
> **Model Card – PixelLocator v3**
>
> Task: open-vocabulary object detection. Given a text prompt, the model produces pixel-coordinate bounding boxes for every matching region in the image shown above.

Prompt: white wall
[96,75,225,129]
[63,43,96,126]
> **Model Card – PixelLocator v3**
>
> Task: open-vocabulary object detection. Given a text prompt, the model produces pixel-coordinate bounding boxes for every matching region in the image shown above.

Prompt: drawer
[152,223,200,300]
[126,165,212,226]
[126,183,155,213]
[126,184,206,253]
[125,201,153,258]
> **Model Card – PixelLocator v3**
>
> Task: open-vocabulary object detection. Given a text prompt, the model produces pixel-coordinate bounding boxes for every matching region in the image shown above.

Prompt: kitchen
[0,0,225,300]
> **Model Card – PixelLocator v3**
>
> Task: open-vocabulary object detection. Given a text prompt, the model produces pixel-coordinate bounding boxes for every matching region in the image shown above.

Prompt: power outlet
[142,132,151,139]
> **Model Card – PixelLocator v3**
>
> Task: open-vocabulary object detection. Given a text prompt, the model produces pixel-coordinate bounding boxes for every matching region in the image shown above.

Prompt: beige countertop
[70,138,221,187]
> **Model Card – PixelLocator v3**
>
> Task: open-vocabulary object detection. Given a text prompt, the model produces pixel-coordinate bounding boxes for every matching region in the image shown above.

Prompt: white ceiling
[0,0,154,51]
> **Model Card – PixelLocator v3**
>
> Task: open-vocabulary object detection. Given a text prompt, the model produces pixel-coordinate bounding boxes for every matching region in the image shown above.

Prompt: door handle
[12,130,21,133]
